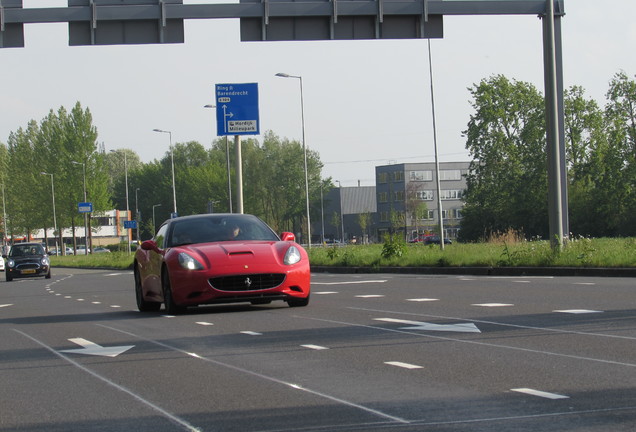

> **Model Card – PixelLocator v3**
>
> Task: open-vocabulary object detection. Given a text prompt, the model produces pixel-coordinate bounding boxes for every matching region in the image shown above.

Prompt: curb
[310,266,636,278]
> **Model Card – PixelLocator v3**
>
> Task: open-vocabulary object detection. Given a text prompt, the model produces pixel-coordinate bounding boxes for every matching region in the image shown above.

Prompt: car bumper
[168,263,310,306]
[7,266,50,278]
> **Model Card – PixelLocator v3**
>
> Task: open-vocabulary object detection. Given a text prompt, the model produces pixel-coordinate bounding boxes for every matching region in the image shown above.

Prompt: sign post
[215,83,260,214]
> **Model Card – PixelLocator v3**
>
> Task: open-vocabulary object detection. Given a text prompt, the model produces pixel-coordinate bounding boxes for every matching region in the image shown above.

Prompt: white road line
[356,295,385,298]
[301,344,329,350]
[92,301,101,304]
[100,324,409,425]
[314,291,339,295]
[554,309,603,314]
[472,303,514,307]
[110,305,121,308]
[241,331,262,336]
[511,388,569,400]
[0,304,13,308]
[313,280,387,285]
[385,361,423,370]
[14,329,202,432]
[162,315,176,318]
[196,322,214,326]
[407,298,439,302]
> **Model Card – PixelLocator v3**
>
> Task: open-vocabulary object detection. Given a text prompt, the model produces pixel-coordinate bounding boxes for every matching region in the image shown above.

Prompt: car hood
[10,255,46,264]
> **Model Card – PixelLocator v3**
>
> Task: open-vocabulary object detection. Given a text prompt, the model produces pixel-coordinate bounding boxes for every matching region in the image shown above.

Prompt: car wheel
[162,269,185,315]
[135,266,161,312]
[6,273,12,282]
[287,295,310,307]
[45,270,51,279]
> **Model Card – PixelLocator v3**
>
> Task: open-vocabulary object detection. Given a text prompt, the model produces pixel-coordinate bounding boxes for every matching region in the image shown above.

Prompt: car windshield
[168,215,279,247]
[9,244,44,257]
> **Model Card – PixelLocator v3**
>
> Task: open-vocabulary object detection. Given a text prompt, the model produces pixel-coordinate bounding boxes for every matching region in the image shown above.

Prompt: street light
[336,180,345,243]
[276,72,311,247]
[204,104,232,213]
[110,150,131,255]
[40,172,59,253]
[71,160,89,255]
[152,204,162,236]
[152,128,177,216]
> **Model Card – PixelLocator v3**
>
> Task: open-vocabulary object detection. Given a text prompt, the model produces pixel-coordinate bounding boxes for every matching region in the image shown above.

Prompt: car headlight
[284,246,302,265]
[41,257,50,266]
[7,259,14,268]
[178,252,204,270]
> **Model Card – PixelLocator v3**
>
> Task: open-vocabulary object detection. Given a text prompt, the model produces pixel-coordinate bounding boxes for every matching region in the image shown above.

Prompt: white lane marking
[60,338,134,357]
[241,331,262,336]
[64,296,72,299]
[301,344,329,350]
[196,321,214,326]
[356,295,385,298]
[162,315,176,318]
[100,324,409,425]
[472,303,514,307]
[385,361,423,370]
[92,301,101,304]
[514,280,531,283]
[375,318,481,333]
[574,282,596,285]
[314,291,339,295]
[313,280,387,285]
[554,309,603,314]
[110,305,121,308]
[511,388,569,400]
[14,329,202,432]
[77,299,85,302]
[407,298,439,302]
[0,304,13,308]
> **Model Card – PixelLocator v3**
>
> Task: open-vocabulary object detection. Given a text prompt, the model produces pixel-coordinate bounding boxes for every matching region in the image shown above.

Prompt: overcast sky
[2,0,635,186]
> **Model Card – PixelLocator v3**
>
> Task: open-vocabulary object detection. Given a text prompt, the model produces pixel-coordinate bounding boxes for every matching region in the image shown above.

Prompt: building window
[393,191,404,202]
[409,170,432,181]
[377,172,388,183]
[393,171,404,182]
[439,169,462,181]
[380,211,389,222]
[415,190,434,201]
[442,209,463,219]
[440,189,463,200]
[378,192,388,203]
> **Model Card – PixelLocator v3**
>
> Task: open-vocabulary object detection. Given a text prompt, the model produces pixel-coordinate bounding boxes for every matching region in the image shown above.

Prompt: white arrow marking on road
[60,338,134,357]
[375,318,481,333]
[0,304,13,308]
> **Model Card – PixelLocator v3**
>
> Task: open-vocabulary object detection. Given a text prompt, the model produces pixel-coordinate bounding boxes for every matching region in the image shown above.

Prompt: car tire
[287,295,310,307]
[162,269,185,315]
[6,273,12,282]
[135,266,161,312]
[45,270,51,279]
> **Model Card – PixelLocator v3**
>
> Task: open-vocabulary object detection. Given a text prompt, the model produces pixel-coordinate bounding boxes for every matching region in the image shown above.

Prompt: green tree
[459,75,548,241]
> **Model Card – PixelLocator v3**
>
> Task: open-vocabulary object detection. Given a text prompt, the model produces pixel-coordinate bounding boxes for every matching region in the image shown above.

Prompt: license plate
[21,269,36,274]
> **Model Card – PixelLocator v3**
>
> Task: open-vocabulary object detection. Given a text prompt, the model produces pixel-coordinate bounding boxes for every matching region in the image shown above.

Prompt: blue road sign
[78,202,93,213]
[124,220,137,229]
[215,83,260,136]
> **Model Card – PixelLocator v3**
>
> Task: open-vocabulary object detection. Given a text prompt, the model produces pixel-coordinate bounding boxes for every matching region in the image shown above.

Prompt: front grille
[209,273,286,291]
[16,263,39,270]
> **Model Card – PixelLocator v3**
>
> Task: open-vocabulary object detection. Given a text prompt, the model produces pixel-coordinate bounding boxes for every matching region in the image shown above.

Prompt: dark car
[422,235,452,245]
[4,243,52,282]
[134,213,311,314]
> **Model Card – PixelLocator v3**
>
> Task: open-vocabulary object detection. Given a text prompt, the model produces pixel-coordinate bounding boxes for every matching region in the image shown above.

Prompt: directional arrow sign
[375,318,481,333]
[60,338,134,357]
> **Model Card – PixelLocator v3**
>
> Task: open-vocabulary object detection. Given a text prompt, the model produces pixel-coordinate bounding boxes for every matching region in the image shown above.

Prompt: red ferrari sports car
[134,213,311,313]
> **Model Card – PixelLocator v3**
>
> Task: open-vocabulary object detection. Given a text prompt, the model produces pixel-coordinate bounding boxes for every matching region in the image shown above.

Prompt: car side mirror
[280,232,295,242]
[141,240,159,252]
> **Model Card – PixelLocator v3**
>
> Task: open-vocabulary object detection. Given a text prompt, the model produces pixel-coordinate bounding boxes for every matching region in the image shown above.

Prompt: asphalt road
[1,269,635,431]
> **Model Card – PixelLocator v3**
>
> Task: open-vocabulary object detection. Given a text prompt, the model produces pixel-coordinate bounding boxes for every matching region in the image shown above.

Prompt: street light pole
[204,104,232,213]
[336,180,345,243]
[40,172,59,253]
[1,183,8,248]
[153,129,177,216]
[152,204,162,236]
[276,72,311,247]
[111,150,131,254]
[71,160,88,255]
[135,188,140,243]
